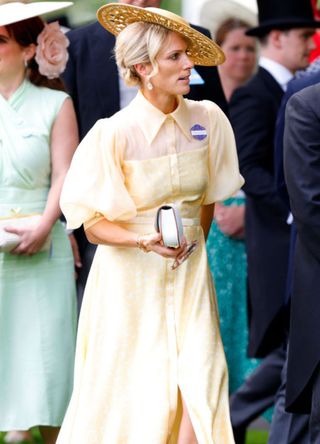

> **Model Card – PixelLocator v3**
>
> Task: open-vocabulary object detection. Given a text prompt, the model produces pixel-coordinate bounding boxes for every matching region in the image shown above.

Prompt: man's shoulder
[67,21,112,43]
[233,68,280,101]
[288,71,320,95]
[290,82,320,107]
[231,70,266,101]
[249,67,280,89]
[67,21,98,37]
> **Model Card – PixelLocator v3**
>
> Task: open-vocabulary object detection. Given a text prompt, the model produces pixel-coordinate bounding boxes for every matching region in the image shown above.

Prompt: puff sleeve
[202,101,244,205]
[60,118,137,229]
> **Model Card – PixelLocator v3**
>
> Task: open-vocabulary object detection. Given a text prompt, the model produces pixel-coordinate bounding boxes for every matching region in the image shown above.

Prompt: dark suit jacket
[274,72,320,308]
[284,84,320,414]
[229,67,291,358]
[275,71,320,208]
[63,21,228,140]
[63,22,119,140]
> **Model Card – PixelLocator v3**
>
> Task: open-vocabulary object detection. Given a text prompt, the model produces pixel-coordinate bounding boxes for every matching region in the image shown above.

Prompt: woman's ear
[134,62,151,80]
[23,43,36,63]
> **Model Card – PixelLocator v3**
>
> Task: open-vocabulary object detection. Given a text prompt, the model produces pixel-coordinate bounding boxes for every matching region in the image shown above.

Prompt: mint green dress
[0,80,77,430]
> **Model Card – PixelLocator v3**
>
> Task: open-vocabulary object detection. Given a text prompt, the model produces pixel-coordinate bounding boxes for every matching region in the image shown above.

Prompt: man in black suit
[266,69,320,444]
[275,70,320,209]
[62,0,228,309]
[228,0,319,442]
[284,82,320,443]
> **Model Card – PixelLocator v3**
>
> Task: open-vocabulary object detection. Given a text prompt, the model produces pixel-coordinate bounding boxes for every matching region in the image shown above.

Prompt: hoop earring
[147,81,153,91]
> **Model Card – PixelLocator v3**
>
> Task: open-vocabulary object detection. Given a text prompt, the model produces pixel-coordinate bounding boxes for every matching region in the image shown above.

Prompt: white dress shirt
[259,56,294,91]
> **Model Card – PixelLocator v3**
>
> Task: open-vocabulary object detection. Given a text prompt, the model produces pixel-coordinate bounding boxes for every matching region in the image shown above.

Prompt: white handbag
[0,211,51,253]
[154,204,184,248]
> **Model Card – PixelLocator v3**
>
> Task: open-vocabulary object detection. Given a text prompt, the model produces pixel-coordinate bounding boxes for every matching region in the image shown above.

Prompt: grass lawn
[246,429,269,444]
[0,428,269,444]
[0,429,42,444]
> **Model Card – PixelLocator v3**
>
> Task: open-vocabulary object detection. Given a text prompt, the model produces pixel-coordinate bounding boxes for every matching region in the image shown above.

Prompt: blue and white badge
[189,68,205,85]
[190,124,207,141]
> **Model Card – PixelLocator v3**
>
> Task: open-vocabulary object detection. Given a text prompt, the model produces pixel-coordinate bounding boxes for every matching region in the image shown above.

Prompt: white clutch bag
[154,204,184,248]
[0,212,51,253]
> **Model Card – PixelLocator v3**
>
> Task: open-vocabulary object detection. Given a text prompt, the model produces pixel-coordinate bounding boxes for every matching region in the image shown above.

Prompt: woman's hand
[86,218,195,269]
[6,224,51,256]
[137,233,189,259]
[214,203,245,239]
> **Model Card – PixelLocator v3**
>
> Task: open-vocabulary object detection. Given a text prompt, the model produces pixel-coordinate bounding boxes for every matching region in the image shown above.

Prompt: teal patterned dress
[206,195,259,393]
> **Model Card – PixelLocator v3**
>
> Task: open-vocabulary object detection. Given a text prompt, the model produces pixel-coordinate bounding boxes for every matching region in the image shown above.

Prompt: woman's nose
[183,53,194,69]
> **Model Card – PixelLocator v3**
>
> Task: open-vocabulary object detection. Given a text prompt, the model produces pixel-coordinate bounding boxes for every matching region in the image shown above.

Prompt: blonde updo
[115,21,170,87]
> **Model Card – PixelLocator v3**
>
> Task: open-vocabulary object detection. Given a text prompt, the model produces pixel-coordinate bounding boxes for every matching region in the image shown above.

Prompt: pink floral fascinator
[35,21,70,79]
[0,1,73,78]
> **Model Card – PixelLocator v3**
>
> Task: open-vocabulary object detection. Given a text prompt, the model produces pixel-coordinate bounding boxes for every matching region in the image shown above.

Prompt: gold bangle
[136,234,151,253]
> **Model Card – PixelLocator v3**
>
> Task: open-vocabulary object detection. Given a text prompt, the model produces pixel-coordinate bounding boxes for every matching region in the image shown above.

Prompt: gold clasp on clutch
[10,208,22,218]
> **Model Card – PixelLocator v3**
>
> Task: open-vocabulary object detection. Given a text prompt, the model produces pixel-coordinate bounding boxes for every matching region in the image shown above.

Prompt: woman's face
[220,27,256,83]
[0,26,26,81]
[149,31,194,97]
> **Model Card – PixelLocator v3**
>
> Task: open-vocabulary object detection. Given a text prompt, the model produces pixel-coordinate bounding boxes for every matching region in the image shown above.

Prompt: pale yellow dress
[58,91,244,444]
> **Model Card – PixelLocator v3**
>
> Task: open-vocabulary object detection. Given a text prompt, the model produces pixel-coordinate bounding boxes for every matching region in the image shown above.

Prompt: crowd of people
[0,0,320,443]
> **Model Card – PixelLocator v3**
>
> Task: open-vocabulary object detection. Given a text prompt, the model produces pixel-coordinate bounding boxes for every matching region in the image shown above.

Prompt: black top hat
[247,0,320,37]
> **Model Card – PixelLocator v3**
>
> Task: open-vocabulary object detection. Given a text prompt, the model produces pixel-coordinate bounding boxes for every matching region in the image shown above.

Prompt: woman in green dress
[0,2,78,443]
[206,17,259,394]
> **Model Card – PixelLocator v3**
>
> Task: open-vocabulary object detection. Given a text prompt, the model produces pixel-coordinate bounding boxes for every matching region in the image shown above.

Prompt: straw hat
[0,1,73,27]
[97,3,225,66]
[199,0,257,40]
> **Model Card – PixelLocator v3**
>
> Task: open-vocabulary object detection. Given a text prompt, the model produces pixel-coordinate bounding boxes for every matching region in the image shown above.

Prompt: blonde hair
[115,22,170,87]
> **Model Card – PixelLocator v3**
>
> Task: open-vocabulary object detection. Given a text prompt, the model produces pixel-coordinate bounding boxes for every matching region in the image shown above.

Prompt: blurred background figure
[0,1,78,443]
[310,0,320,61]
[205,2,258,397]
[228,0,319,442]
[215,17,257,101]
[284,82,320,444]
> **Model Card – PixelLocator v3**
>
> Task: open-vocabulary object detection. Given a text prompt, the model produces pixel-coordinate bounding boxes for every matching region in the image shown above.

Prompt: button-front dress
[0,80,77,429]
[58,91,244,444]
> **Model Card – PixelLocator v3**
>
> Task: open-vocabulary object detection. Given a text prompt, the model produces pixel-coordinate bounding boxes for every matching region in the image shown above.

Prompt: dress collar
[0,78,29,104]
[128,90,193,144]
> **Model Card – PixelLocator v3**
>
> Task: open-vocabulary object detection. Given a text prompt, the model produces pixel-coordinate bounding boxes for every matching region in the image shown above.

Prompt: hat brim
[200,0,257,40]
[247,18,320,36]
[97,3,225,67]
[0,1,73,27]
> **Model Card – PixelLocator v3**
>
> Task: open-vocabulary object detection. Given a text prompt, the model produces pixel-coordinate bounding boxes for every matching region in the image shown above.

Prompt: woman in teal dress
[207,192,259,393]
[206,17,259,394]
[0,3,78,443]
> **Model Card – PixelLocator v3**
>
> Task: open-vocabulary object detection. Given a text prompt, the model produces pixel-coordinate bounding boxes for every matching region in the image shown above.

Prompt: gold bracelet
[136,234,151,253]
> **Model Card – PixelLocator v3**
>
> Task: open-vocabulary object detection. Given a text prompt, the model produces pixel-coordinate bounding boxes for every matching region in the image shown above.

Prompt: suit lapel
[258,67,284,104]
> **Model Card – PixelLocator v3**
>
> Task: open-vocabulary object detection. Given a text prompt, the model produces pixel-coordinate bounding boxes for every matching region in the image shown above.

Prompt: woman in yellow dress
[58,4,244,443]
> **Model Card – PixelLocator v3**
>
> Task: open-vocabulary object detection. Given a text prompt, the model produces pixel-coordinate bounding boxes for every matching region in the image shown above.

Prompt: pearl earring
[147,81,153,91]
[24,59,28,68]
